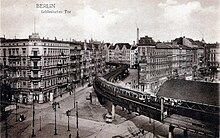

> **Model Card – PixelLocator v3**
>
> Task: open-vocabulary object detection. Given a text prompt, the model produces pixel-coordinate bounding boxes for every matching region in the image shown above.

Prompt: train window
[139,95,142,98]
[134,94,137,98]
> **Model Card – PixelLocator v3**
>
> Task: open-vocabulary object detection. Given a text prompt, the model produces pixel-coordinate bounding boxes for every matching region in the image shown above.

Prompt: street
[1,83,211,138]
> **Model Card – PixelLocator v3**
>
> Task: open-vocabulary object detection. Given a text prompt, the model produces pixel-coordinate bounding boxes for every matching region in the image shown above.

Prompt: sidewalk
[17,84,89,110]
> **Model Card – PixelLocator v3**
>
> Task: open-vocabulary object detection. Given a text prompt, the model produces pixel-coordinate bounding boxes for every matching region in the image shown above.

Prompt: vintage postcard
[1,0,219,138]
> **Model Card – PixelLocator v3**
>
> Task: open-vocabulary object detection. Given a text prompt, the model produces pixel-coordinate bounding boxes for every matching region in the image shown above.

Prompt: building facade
[0,33,106,104]
[130,46,138,68]
[137,36,205,94]
[206,43,219,68]
[108,43,131,65]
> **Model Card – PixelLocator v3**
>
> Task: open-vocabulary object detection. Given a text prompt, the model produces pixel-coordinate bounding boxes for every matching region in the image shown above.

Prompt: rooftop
[157,79,219,107]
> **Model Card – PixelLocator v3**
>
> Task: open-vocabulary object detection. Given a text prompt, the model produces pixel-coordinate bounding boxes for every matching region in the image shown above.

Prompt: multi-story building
[0,33,71,103]
[69,41,84,89]
[137,36,205,93]
[138,38,173,93]
[0,33,106,104]
[130,46,138,68]
[173,37,205,71]
[103,43,111,62]
[206,43,219,68]
[108,43,131,65]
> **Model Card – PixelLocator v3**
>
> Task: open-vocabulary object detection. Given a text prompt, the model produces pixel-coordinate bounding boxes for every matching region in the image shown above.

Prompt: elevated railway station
[93,63,220,137]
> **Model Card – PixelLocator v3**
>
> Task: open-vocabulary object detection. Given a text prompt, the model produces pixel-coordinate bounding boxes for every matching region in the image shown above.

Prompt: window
[34,62,37,67]
[33,51,38,56]
[23,71,26,77]
[22,48,26,55]
[23,60,26,65]
[9,49,11,55]
[3,49,6,57]
[16,49,19,55]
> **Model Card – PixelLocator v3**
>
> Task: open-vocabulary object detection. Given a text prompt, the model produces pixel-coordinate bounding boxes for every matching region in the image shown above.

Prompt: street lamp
[32,93,35,137]
[5,115,8,138]
[72,82,76,108]
[76,102,79,138]
[66,110,71,131]
[39,110,41,131]
[14,93,18,122]
[52,102,60,135]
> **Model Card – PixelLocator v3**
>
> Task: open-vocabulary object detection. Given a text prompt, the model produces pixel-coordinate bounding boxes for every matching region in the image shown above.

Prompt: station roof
[157,79,219,107]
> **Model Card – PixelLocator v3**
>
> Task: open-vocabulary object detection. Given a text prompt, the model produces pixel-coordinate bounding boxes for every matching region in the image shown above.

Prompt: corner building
[137,36,205,94]
[0,33,70,103]
[0,33,106,104]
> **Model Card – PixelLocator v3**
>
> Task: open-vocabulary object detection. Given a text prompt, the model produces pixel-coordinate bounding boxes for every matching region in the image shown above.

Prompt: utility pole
[52,102,60,135]
[76,102,79,138]
[39,110,41,131]
[153,120,155,138]
[15,94,18,122]
[5,116,8,138]
[73,83,76,108]
[66,110,71,131]
[137,62,140,90]
[32,94,35,137]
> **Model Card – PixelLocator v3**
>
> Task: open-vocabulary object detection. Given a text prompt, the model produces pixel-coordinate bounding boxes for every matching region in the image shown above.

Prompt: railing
[30,55,41,60]
[93,63,219,137]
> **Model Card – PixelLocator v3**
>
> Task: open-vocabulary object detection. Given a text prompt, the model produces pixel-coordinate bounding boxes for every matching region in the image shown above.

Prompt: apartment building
[130,46,138,68]
[0,33,106,104]
[108,43,131,65]
[69,41,84,89]
[137,36,205,93]
[206,43,219,68]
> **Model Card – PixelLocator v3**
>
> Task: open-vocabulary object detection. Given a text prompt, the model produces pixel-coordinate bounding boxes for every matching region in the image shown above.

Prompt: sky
[1,0,220,43]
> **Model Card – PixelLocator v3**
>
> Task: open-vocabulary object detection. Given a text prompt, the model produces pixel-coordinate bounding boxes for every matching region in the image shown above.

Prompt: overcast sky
[1,0,220,43]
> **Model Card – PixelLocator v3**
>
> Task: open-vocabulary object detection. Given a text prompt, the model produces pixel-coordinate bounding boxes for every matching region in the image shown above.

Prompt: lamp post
[52,102,60,135]
[71,82,76,108]
[76,102,79,138]
[39,110,41,131]
[5,116,8,138]
[137,62,140,90]
[32,94,35,137]
[66,110,71,131]
[15,94,18,122]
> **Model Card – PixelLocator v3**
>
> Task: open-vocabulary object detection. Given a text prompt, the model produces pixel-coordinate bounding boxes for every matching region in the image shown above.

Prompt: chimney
[133,41,135,46]
[137,28,139,45]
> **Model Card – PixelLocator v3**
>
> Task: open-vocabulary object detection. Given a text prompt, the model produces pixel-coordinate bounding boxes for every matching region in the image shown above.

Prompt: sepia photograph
[0,0,219,138]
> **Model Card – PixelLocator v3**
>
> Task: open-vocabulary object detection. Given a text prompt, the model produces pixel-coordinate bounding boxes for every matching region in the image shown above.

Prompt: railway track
[94,64,219,137]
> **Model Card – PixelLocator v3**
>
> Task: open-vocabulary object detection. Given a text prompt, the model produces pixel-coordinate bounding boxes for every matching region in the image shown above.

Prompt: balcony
[31,66,41,71]
[57,62,63,67]
[8,55,21,61]
[29,75,42,81]
[30,55,41,60]
[57,82,68,88]
[31,87,42,91]
[57,72,63,76]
